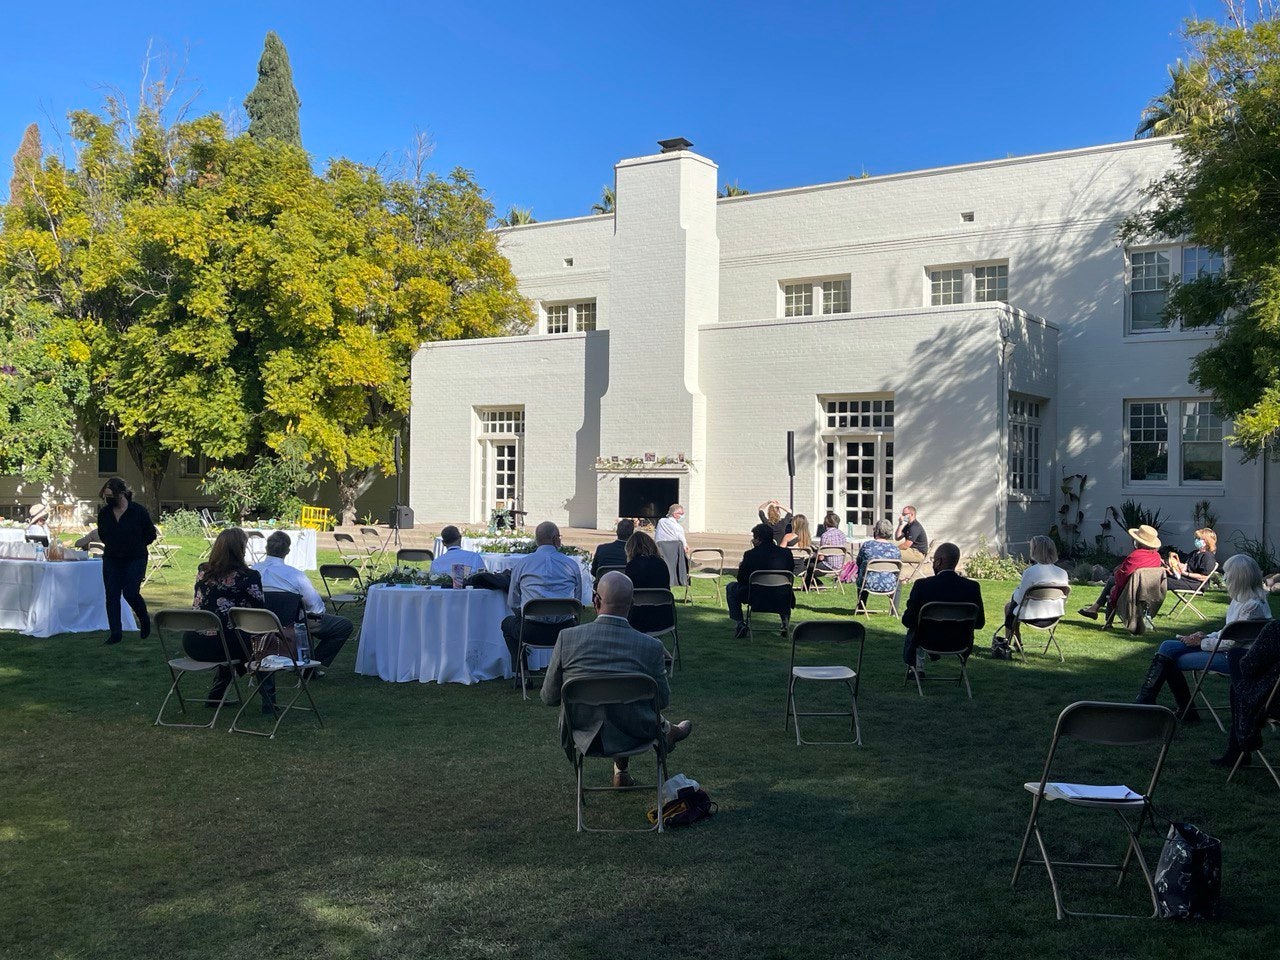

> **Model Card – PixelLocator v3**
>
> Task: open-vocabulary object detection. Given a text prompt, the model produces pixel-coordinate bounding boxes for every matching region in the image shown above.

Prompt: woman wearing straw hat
[24,504,51,546]
[1077,524,1164,623]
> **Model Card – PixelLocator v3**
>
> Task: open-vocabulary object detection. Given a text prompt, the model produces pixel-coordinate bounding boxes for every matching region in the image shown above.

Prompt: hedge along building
[409,136,1273,554]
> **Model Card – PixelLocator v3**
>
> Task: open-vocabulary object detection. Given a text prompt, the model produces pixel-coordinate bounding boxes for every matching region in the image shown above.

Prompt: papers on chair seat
[256,655,304,671]
[1026,781,1144,802]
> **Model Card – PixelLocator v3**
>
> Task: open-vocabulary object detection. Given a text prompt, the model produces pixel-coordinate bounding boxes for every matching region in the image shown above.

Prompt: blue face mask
[1194,538,1205,550]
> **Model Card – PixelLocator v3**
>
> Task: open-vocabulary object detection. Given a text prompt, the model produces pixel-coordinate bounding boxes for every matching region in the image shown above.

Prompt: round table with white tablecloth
[243,528,317,571]
[480,553,593,604]
[0,558,138,637]
[0,528,27,543]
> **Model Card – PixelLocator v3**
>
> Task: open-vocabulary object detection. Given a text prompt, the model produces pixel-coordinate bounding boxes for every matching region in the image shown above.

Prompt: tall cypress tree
[8,123,41,204]
[244,31,302,147]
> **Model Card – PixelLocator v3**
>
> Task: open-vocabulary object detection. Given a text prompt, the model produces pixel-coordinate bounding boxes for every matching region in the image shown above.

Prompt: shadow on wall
[565,331,609,527]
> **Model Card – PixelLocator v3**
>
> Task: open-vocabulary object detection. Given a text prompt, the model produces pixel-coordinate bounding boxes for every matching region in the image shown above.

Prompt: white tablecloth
[0,558,138,637]
[244,528,317,571]
[432,535,534,558]
[356,585,515,684]
[0,528,25,543]
[481,553,593,604]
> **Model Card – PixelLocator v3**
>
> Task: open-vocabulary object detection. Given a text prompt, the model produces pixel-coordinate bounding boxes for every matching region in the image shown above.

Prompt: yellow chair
[298,505,334,532]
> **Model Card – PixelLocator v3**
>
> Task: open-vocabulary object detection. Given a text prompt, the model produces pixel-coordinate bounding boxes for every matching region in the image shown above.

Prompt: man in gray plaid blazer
[541,572,693,787]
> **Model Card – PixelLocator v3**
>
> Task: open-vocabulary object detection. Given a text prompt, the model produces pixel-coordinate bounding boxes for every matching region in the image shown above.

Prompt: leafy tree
[1122,11,1280,455]
[8,123,40,205]
[496,205,536,226]
[591,185,614,214]
[1134,59,1228,138]
[245,31,302,147]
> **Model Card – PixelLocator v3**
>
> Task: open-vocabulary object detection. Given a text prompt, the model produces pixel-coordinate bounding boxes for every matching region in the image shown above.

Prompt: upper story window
[1125,398,1224,485]
[542,299,596,334]
[479,408,525,435]
[97,423,119,475]
[781,276,851,319]
[1008,396,1043,495]
[1126,245,1225,334]
[928,261,1009,306]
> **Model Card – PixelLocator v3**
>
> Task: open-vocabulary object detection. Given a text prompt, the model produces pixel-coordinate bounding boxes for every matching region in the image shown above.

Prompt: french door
[478,440,523,517]
[823,435,894,532]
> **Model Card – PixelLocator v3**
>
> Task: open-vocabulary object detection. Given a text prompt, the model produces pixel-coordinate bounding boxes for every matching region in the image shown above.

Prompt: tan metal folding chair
[561,673,668,833]
[908,601,979,698]
[145,542,181,585]
[631,588,681,675]
[808,545,849,594]
[744,570,795,641]
[319,563,366,612]
[396,548,434,566]
[789,547,815,591]
[903,545,934,583]
[1183,618,1269,730]
[1011,584,1073,662]
[1162,562,1219,621]
[333,532,372,575]
[226,607,324,739]
[685,548,724,606]
[855,558,903,617]
[518,597,581,700]
[153,609,244,729]
[785,620,865,746]
[1011,701,1178,920]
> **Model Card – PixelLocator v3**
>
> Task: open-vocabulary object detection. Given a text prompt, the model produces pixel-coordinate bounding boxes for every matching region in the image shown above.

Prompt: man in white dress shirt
[430,525,486,579]
[501,521,585,680]
[254,531,354,672]
[653,503,688,586]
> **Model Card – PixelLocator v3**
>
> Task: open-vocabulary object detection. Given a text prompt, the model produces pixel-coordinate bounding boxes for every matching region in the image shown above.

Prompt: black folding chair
[744,570,795,640]
[1183,618,1270,729]
[396,548,434,566]
[631,588,681,675]
[785,620,866,746]
[319,563,366,612]
[908,601,979,698]
[517,597,580,700]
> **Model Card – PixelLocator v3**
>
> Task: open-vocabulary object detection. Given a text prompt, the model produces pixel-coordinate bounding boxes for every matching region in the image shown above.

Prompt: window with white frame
[543,300,596,334]
[974,264,1009,303]
[1125,399,1225,485]
[479,408,525,435]
[477,407,525,518]
[1127,245,1225,334]
[1007,396,1042,494]
[97,423,119,475]
[780,276,851,318]
[929,268,964,305]
[928,261,1009,306]
[820,395,894,530]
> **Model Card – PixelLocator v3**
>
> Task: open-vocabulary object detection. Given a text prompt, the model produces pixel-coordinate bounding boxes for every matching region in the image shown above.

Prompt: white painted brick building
[411,137,1274,554]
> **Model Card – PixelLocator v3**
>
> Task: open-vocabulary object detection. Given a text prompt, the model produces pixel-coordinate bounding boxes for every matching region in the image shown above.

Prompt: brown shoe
[612,765,636,788]
[665,719,693,750]
[1077,606,1098,620]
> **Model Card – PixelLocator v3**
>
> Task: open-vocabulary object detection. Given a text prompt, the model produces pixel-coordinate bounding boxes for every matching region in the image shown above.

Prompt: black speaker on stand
[786,430,796,513]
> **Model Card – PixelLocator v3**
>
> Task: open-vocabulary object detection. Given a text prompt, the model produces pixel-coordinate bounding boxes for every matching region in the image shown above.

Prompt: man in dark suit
[900,542,985,672]
[591,518,635,577]
[727,523,795,639]
[542,572,692,787]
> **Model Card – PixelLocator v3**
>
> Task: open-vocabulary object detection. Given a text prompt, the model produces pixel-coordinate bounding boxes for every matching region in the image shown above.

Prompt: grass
[2,535,1278,959]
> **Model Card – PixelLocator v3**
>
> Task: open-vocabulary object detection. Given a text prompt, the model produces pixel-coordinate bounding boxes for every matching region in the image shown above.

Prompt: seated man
[727,523,795,640]
[591,518,635,577]
[429,524,486,578]
[894,505,929,563]
[253,531,354,674]
[501,521,586,677]
[900,542,985,673]
[541,572,692,787]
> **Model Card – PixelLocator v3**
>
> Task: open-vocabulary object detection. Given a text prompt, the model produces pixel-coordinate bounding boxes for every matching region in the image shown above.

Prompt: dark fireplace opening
[618,477,679,522]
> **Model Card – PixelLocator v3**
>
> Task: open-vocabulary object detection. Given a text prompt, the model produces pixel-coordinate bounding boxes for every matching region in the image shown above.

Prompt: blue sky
[0,0,1206,221]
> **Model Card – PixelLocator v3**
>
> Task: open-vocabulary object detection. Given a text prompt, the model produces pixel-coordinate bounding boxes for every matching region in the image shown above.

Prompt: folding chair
[396,548,434,566]
[1010,584,1073,662]
[631,588,681,675]
[1011,701,1178,920]
[785,620,865,746]
[903,546,934,583]
[517,597,581,700]
[561,673,668,833]
[594,565,627,585]
[855,558,902,617]
[808,545,849,594]
[145,543,181,585]
[226,607,324,739]
[789,547,815,591]
[744,570,795,640]
[1162,563,1219,621]
[332,532,371,573]
[908,601,979,698]
[153,609,244,729]
[1226,670,1280,792]
[319,563,366,612]
[685,548,725,606]
[1183,618,1269,730]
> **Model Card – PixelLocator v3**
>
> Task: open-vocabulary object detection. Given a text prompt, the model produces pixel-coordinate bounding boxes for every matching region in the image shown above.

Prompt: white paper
[1042,782,1143,802]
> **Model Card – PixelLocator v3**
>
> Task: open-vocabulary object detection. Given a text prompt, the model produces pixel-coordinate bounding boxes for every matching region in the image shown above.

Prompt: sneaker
[665,719,693,749]
[612,766,636,788]
[733,621,749,640]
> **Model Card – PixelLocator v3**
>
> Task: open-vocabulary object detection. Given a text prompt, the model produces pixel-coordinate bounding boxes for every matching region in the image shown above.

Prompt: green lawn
[2,536,1276,959]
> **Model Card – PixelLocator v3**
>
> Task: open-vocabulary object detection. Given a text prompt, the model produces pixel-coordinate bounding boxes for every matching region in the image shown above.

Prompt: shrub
[1229,529,1279,575]
[1070,561,1100,585]
[963,537,1027,580]
[158,508,204,538]
[1107,499,1166,532]
[201,447,315,522]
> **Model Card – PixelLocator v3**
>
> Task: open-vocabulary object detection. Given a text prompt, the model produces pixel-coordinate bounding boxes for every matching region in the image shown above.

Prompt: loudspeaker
[388,505,414,529]
[786,430,796,477]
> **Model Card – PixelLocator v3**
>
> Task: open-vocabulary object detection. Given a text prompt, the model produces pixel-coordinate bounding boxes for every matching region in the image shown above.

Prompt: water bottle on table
[34,544,45,562]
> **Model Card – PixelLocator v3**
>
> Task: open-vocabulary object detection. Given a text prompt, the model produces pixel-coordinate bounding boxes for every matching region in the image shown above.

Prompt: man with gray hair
[542,571,692,787]
[253,530,354,673]
[501,521,587,678]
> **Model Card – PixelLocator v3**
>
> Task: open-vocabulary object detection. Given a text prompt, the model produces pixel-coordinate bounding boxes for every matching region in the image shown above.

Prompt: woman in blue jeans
[1134,554,1270,720]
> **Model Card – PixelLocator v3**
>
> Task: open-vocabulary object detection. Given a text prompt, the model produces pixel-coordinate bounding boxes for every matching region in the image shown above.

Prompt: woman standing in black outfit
[97,477,157,645]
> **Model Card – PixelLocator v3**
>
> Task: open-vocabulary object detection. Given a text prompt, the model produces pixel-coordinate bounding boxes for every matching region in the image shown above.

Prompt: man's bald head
[535,521,559,545]
[595,571,634,616]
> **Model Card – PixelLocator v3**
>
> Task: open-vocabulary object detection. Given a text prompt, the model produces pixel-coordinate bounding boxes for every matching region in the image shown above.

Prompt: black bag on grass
[1154,822,1222,920]
[647,786,716,829]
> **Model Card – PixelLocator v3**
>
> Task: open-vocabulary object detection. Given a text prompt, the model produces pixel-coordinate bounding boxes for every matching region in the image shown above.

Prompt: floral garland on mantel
[594,455,692,472]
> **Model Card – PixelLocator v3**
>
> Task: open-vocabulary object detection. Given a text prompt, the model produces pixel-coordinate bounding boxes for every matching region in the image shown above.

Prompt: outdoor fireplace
[618,477,679,522]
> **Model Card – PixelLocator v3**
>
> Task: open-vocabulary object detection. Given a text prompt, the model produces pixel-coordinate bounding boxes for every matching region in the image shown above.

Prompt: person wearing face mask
[96,477,157,645]
[1165,528,1217,593]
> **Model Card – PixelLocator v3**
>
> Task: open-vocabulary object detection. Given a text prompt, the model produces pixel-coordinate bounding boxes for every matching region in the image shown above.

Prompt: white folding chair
[1183,618,1269,730]
[685,548,725,606]
[561,673,668,833]
[744,570,795,640]
[227,607,324,739]
[855,558,902,617]
[517,597,581,700]
[1011,701,1177,920]
[785,620,865,746]
[153,609,244,729]
[908,601,979,698]
[631,588,681,675]
[1163,563,1219,621]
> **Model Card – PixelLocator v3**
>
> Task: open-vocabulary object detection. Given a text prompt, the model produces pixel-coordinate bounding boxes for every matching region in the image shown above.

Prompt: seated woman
[1077,524,1163,623]
[855,519,901,608]
[1136,554,1270,721]
[624,531,675,634]
[758,499,793,547]
[784,513,813,566]
[24,504,51,547]
[994,535,1069,657]
[811,511,849,585]
[1212,618,1280,768]
[185,527,266,709]
[1165,528,1217,593]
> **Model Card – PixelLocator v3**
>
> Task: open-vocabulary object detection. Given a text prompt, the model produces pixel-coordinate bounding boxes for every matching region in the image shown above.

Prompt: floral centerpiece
[367,567,453,588]
[0,518,23,528]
